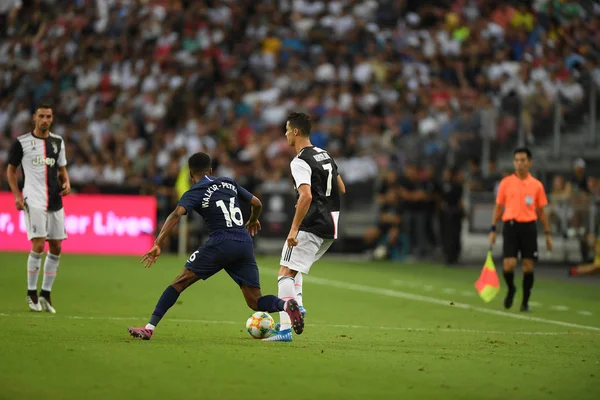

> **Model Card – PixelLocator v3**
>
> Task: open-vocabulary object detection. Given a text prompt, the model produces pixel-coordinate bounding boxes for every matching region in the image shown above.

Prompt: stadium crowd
[1,0,600,260]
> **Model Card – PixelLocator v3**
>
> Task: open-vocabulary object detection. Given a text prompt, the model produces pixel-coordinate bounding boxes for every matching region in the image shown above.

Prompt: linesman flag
[474,249,500,303]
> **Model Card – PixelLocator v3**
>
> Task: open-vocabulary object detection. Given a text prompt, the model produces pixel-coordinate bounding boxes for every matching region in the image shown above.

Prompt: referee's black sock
[503,271,516,291]
[522,272,534,306]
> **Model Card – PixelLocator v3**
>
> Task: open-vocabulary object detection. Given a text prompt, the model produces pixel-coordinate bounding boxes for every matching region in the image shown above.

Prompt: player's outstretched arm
[141,206,187,267]
[337,175,346,195]
[245,196,262,237]
[287,184,312,247]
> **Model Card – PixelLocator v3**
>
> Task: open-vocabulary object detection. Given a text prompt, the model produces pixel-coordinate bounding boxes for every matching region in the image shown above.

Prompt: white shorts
[24,207,67,241]
[280,231,334,274]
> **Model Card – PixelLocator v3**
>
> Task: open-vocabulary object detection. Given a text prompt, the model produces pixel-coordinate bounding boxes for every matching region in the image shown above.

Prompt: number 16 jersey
[178,175,253,242]
[291,146,341,240]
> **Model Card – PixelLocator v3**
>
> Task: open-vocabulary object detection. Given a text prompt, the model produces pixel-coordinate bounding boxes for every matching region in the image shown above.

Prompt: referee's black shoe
[504,288,516,309]
[520,304,531,312]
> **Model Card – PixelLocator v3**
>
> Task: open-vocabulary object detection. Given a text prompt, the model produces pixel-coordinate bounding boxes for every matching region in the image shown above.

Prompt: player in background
[6,104,71,314]
[128,152,303,340]
[265,112,346,342]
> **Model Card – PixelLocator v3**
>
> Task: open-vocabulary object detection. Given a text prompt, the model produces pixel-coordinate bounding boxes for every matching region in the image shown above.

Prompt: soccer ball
[246,312,275,339]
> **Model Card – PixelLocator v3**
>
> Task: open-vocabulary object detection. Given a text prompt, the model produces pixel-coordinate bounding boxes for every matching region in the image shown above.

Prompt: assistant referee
[489,148,552,312]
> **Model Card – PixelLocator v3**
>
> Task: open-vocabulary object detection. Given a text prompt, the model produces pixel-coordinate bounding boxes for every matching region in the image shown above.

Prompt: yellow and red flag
[474,250,500,303]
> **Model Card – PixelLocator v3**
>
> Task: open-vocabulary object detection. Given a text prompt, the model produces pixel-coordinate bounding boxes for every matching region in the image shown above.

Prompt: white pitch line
[528,301,543,307]
[577,311,593,316]
[442,288,456,294]
[0,313,590,336]
[304,276,600,332]
[460,291,475,297]
[550,305,570,311]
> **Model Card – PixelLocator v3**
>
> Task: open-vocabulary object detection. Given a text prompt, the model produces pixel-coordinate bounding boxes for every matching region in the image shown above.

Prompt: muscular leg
[147,268,200,328]
[240,285,287,312]
[277,266,298,332]
[503,257,518,309]
[571,263,600,275]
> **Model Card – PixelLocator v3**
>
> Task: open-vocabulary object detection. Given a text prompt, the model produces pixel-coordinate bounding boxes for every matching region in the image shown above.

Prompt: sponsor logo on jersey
[33,155,56,167]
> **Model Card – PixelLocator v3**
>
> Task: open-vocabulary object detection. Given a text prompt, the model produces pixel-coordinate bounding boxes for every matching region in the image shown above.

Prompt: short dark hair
[34,103,53,113]
[287,112,312,136]
[514,147,532,160]
[188,152,212,175]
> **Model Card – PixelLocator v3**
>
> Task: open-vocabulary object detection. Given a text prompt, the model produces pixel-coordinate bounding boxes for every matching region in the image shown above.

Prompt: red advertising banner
[0,193,156,255]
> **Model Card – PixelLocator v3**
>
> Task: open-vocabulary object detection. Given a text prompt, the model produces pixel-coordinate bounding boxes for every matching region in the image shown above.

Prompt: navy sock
[257,295,286,313]
[149,285,180,327]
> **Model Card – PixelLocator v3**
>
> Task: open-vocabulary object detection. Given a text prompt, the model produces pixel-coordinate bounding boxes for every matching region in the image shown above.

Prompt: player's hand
[488,232,496,247]
[141,245,161,268]
[246,219,261,237]
[61,181,71,196]
[14,194,25,211]
[546,234,553,252]
[286,230,299,248]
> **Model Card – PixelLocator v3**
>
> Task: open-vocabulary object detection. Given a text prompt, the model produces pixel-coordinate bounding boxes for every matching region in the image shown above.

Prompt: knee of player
[31,241,45,254]
[49,243,62,255]
[522,260,535,272]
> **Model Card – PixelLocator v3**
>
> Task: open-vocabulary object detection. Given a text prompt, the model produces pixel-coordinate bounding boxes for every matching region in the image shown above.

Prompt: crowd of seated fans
[1,0,599,257]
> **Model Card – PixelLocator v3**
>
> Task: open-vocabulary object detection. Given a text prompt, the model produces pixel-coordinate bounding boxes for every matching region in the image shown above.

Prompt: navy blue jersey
[178,175,254,242]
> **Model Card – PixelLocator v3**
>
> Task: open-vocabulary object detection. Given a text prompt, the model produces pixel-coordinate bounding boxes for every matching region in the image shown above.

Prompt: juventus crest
[52,142,58,154]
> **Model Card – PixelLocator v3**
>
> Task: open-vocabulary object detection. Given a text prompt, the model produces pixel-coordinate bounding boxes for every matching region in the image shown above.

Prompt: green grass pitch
[0,252,599,400]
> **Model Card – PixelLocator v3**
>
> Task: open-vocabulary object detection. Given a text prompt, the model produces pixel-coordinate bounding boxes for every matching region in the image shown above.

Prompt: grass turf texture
[0,252,599,400]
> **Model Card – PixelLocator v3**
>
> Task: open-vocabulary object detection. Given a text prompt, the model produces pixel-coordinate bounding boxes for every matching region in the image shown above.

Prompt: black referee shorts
[502,220,538,260]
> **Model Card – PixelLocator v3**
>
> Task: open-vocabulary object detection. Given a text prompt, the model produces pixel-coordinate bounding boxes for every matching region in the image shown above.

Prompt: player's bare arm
[537,206,553,252]
[337,175,346,195]
[287,184,312,247]
[58,166,71,196]
[141,205,187,267]
[6,164,24,210]
[245,195,262,237]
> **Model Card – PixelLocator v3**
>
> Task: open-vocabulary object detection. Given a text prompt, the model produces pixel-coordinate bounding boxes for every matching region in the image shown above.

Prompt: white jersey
[8,132,67,211]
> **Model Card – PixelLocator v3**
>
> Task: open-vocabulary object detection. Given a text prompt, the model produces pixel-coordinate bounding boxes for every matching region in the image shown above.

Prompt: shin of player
[6,104,71,313]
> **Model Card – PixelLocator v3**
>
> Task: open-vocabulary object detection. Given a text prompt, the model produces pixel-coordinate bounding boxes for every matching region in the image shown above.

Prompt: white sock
[278,275,295,332]
[27,251,42,291]
[41,253,60,292]
[294,273,303,307]
[145,323,155,330]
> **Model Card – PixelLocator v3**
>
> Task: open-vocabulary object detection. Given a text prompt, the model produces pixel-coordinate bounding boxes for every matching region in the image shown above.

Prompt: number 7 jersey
[291,146,341,239]
[177,175,253,242]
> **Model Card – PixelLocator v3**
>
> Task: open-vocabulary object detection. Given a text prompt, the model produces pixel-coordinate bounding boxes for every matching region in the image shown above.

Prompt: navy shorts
[185,238,260,288]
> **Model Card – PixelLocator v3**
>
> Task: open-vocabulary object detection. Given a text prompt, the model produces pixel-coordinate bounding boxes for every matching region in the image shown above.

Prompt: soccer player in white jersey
[264,112,346,342]
[6,104,71,313]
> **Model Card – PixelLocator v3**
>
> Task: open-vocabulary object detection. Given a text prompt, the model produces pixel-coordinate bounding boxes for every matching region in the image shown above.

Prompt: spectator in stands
[1,0,599,256]
[399,164,430,258]
[364,169,403,260]
[439,167,464,265]
[549,174,573,236]
[570,158,589,193]
[466,158,484,192]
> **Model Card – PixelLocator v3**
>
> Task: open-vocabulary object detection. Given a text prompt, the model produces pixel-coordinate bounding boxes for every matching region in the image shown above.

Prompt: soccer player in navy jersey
[128,152,303,340]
